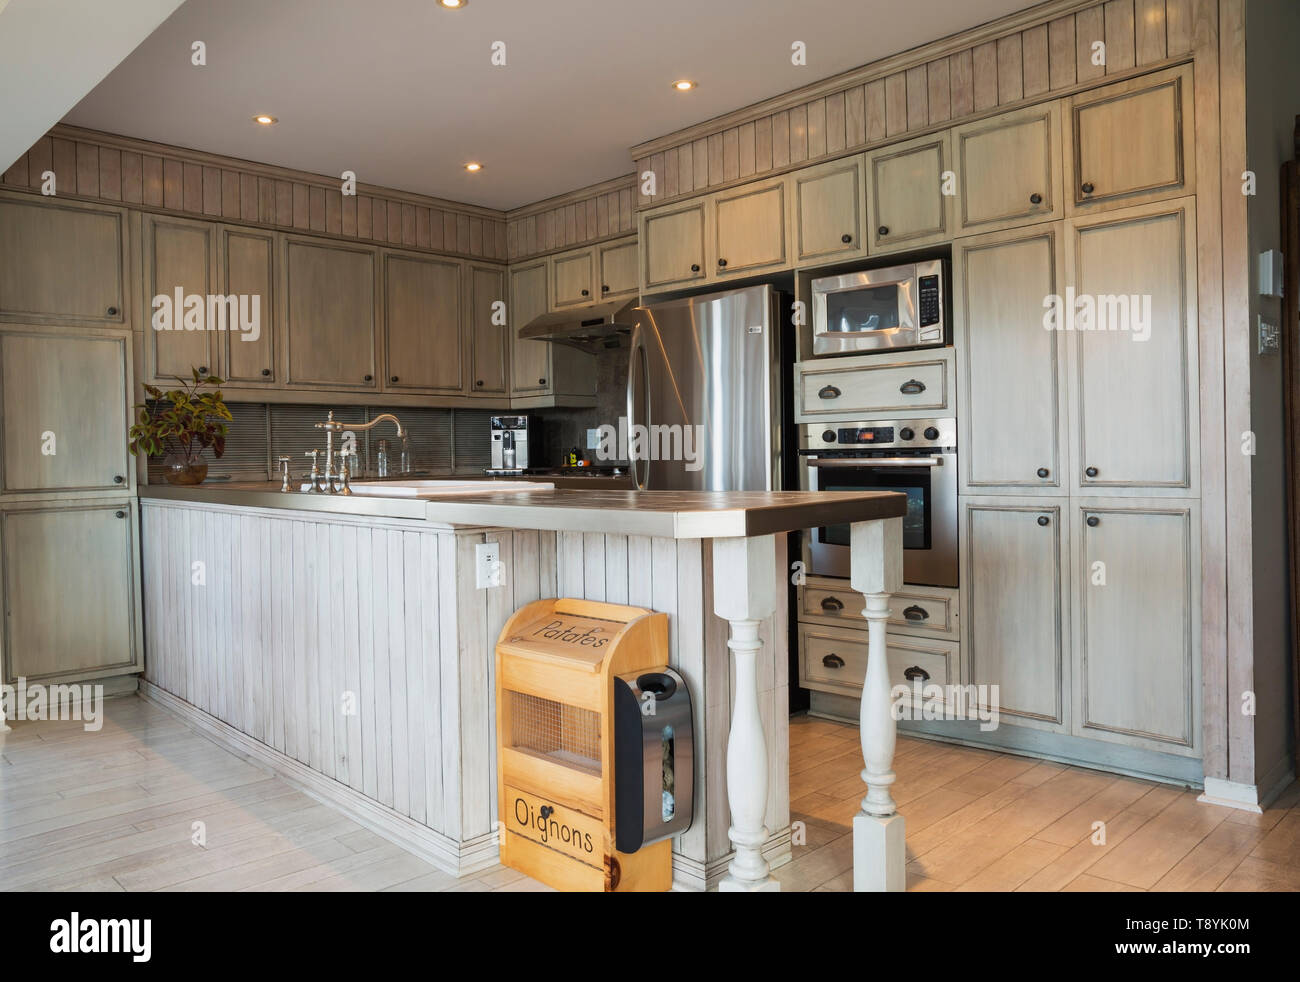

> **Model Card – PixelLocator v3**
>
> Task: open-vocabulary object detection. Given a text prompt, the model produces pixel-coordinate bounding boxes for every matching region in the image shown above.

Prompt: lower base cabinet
[0,499,142,683]
[798,621,959,709]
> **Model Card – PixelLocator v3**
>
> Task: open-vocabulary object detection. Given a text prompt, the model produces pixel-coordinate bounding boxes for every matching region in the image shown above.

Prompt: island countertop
[138,483,907,539]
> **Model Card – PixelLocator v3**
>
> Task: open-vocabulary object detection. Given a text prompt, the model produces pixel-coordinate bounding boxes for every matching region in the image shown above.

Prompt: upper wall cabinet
[954,103,1063,236]
[0,195,127,327]
[1065,64,1195,214]
[218,226,276,386]
[640,200,708,292]
[597,238,639,300]
[382,250,464,394]
[467,264,509,397]
[865,131,954,253]
[142,214,219,383]
[791,155,868,265]
[282,235,378,390]
[1065,197,1198,495]
[550,247,596,310]
[545,236,637,312]
[1,326,131,496]
[510,260,551,396]
[712,175,788,278]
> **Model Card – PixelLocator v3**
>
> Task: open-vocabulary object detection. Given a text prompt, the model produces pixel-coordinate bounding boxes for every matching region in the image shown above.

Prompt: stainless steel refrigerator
[627,284,786,491]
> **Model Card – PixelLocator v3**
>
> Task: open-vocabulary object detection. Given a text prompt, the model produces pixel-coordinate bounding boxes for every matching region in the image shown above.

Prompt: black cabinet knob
[261,368,271,377]
[1030,192,1043,205]
[878,225,890,236]
[1087,515,1100,527]
[538,378,546,385]
[1037,467,1050,478]
[538,805,554,820]
[1085,466,1098,478]
[580,288,589,296]
[717,258,728,267]
[602,284,610,292]
[113,475,124,484]
[475,379,484,387]
[115,510,126,519]
[821,653,845,669]
[1081,182,1095,195]
[198,366,208,375]
[106,306,119,316]
[390,376,399,383]
[840,233,852,243]
[364,374,373,382]
[690,263,700,272]
[1037,515,1050,526]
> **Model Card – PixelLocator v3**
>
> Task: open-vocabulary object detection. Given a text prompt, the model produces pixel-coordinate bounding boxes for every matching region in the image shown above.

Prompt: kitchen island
[137,484,905,891]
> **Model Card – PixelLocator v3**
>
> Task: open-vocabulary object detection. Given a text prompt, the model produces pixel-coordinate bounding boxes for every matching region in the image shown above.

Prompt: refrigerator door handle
[627,328,652,490]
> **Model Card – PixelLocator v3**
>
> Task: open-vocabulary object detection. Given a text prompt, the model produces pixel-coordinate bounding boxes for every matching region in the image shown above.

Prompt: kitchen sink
[348,480,555,497]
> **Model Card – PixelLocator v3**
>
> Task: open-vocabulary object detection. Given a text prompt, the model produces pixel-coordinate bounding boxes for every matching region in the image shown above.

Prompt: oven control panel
[802,417,955,452]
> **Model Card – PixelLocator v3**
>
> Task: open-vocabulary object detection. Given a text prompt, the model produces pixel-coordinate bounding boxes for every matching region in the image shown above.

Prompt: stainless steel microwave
[811,259,947,356]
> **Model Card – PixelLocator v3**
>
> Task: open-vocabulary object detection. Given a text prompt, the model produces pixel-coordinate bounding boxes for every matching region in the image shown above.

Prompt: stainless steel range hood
[517,298,641,354]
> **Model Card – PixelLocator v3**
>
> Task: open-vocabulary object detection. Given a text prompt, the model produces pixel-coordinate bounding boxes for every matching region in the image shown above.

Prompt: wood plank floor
[3,697,1295,891]
[783,716,1300,892]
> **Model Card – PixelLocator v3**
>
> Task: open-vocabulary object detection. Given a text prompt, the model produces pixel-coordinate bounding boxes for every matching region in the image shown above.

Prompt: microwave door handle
[805,457,944,467]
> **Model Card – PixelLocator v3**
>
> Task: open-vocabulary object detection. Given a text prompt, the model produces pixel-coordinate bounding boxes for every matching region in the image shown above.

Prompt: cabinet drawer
[798,355,951,418]
[501,784,604,869]
[800,623,956,696]
[800,577,957,639]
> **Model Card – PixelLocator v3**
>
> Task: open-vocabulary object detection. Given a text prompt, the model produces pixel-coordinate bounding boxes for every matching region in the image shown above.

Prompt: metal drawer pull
[902,605,928,622]
[821,653,845,669]
[899,379,926,395]
[818,384,841,400]
[903,666,930,682]
[820,596,844,612]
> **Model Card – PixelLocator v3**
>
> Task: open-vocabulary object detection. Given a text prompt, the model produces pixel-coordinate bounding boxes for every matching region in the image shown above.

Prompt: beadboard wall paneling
[505,173,639,262]
[632,0,1192,209]
[2,125,509,263]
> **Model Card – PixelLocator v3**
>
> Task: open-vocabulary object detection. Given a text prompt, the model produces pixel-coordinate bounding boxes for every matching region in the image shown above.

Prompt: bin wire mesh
[508,689,601,773]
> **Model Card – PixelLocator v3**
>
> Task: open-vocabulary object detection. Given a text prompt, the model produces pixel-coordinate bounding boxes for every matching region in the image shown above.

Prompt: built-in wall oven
[799,418,957,588]
[811,259,947,356]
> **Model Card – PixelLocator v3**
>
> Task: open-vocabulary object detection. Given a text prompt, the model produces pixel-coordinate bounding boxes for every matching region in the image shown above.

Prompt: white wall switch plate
[475,541,502,589]
[586,428,602,450]
[1258,315,1280,355]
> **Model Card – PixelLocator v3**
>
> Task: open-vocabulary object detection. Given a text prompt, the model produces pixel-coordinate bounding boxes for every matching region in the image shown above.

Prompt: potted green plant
[128,369,232,485]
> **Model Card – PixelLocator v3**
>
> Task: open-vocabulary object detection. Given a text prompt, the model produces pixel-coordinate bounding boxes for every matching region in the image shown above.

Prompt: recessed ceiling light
[672,80,696,91]
[465,162,483,172]
[438,0,467,8]
[253,114,277,125]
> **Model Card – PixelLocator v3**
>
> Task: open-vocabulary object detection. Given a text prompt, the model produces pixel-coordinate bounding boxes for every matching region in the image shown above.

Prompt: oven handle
[805,457,944,468]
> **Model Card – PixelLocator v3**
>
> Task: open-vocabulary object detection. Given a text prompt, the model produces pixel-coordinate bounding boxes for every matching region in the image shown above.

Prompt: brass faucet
[313,411,406,492]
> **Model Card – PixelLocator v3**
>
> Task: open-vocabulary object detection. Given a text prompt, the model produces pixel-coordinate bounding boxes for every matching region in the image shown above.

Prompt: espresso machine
[487,415,540,475]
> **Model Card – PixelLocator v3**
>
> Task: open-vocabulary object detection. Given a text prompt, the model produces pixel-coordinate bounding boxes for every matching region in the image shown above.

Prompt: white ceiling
[62,0,1039,211]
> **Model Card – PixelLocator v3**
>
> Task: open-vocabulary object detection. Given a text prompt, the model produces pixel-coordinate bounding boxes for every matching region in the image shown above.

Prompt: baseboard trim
[138,681,499,877]
[1198,777,1264,813]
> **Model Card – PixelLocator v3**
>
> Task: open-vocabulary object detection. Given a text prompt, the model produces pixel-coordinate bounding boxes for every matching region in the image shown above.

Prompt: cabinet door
[955,225,1067,493]
[382,252,464,393]
[219,227,276,385]
[143,215,219,382]
[550,248,596,310]
[1,329,130,494]
[0,195,126,325]
[597,238,639,300]
[955,103,1062,235]
[712,177,788,278]
[1066,198,1197,493]
[468,265,508,396]
[962,498,1068,728]
[866,132,953,251]
[1066,64,1194,213]
[1074,501,1198,754]
[2,502,140,682]
[282,236,377,389]
[791,156,868,264]
[510,261,552,396]
[640,201,706,292]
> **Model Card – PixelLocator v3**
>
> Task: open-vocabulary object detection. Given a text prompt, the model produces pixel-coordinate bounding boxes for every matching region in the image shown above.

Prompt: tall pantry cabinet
[0,190,144,688]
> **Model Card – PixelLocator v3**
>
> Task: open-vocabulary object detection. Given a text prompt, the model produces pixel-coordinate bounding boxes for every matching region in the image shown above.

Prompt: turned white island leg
[850,518,905,892]
[712,534,779,892]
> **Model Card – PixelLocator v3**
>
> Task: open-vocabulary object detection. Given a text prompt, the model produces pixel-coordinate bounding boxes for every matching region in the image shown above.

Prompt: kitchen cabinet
[0,194,127,327]
[0,327,131,496]
[865,131,953,252]
[954,224,1068,494]
[509,260,551,396]
[954,102,1063,235]
[142,214,219,383]
[0,500,142,683]
[800,575,957,640]
[791,155,868,264]
[639,200,707,292]
[1073,499,1198,754]
[382,250,464,394]
[1065,64,1195,214]
[466,264,509,397]
[961,497,1069,729]
[550,247,596,310]
[795,348,953,420]
[712,176,789,278]
[799,621,957,706]
[218,226,276,386]
[1065,197,1198,494]
[282,235,378,390]
[596,238,639,300]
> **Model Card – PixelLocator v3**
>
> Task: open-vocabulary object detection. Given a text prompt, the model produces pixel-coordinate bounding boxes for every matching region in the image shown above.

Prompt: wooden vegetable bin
[494,597,681,892]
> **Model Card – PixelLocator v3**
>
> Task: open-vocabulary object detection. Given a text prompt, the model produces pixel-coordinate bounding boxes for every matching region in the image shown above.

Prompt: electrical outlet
[475,541,502,589]
[1258,315,1280,355]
